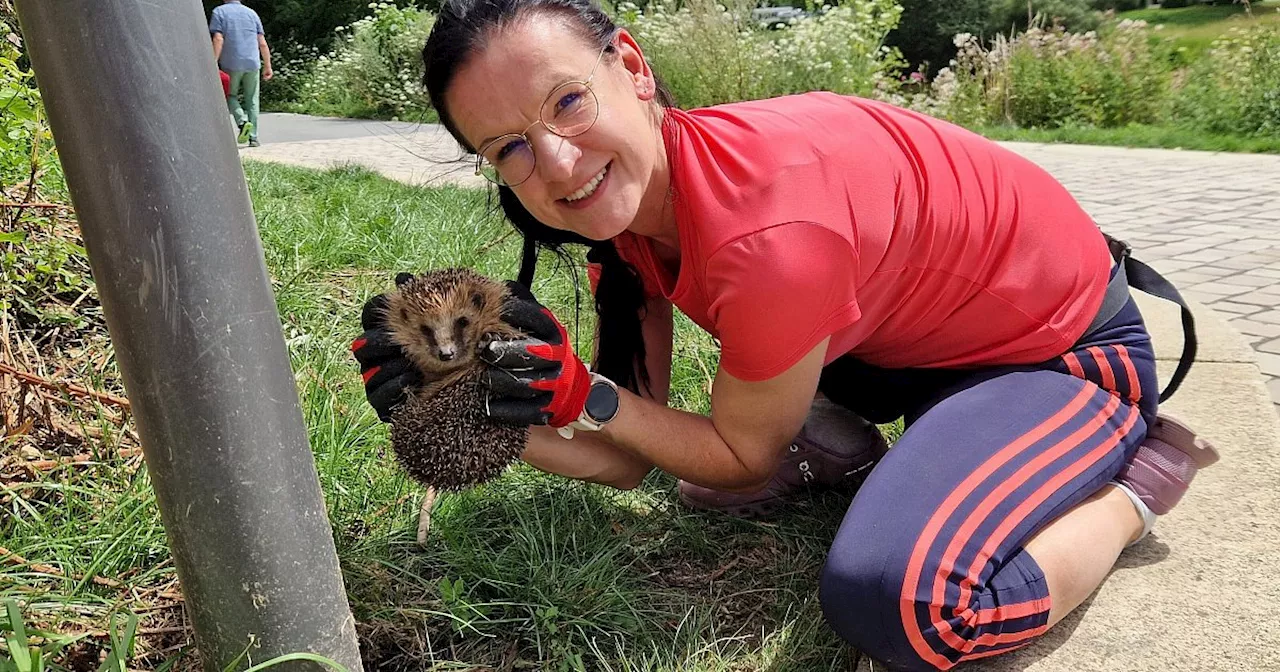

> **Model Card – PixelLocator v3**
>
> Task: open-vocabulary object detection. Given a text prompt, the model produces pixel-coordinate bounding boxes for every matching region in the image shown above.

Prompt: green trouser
[226,69,260,140]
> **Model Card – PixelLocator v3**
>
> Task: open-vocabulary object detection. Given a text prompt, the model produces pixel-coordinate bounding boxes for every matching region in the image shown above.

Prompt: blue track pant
[816,298,1158,670]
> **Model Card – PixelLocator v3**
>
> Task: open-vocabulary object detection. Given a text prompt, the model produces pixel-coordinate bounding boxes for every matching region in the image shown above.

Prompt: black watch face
[585,383,620,423]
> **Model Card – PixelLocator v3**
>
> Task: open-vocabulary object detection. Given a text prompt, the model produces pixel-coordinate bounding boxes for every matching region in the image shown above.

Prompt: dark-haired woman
[350,1,1217,668]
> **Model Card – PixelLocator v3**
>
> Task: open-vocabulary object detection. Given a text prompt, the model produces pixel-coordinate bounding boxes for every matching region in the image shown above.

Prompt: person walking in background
[210,0,272,147]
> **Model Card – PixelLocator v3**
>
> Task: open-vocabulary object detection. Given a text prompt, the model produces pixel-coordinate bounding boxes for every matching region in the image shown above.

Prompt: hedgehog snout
[436,344,457,361]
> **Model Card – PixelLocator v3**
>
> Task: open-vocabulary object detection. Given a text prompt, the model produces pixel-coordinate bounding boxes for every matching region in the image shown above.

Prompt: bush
[925,19,1170,128]
[619,0,905,108]
[0,16,43,188]
[1172,25,1280,136]
[288,2,436,120]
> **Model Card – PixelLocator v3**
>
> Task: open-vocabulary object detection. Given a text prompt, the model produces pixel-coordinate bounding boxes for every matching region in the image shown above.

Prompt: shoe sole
[677,487,783,519]
[1149,412,1220,469]
[237,123,254,144]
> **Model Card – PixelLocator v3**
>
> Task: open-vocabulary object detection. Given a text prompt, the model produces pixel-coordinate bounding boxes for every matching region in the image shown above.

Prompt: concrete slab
[982,301,1280,672]
[242,114,484,189]
[1135,293,1258,367]
[251,112,428,144]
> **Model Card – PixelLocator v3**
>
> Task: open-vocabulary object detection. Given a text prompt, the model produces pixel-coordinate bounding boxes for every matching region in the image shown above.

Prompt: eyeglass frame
[473,34,617,187]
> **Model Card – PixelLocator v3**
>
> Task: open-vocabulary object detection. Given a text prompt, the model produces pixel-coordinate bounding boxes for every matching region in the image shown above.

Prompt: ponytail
[585,241,650,396]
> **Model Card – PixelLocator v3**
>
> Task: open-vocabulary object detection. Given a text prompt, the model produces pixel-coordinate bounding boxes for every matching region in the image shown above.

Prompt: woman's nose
[532,130,580,183]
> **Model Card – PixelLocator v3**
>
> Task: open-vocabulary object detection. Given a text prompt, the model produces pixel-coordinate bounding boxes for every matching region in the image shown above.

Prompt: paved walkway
[242,113,1280,670]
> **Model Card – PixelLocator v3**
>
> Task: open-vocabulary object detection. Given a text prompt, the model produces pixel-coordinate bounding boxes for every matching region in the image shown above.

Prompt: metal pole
[13,2,364,670]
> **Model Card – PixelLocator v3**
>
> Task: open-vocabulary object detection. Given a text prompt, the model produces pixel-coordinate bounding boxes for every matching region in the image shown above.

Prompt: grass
[975,122,1280,154]
[2,161,894,671]
[1119,0,1280,56]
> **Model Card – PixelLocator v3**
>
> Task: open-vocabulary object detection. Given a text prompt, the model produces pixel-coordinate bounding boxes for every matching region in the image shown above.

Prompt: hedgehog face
[416,291,485,368]
[385,269,510,378]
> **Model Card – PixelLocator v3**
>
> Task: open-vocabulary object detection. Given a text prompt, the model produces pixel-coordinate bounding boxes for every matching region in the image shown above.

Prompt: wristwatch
[556,373,620,439]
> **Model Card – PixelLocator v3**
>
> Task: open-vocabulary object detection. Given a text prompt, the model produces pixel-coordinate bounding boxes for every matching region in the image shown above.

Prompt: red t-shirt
[602,92,1110,382]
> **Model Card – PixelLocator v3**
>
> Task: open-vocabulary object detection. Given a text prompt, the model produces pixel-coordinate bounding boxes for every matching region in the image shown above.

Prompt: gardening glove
[479,281,591,429]
[350,272,426,422]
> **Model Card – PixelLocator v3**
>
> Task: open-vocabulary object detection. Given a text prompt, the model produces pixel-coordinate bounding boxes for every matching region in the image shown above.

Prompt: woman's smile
[559,161,611,210]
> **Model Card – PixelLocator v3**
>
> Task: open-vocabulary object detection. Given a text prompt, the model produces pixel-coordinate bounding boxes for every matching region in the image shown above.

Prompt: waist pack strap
[1084,233,1197,403]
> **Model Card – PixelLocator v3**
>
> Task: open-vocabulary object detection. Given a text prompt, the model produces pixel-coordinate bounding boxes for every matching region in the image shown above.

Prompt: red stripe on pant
[1062,352,1086,379]
[1087,346,1117,392]
[925,394,1126,657]
[1113,344,1143,403]
[898,384,1096,669]
[948,402,1139,657]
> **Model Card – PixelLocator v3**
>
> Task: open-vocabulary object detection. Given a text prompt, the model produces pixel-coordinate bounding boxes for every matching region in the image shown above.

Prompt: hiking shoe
[678,397,889,518]
[248,138,261,148]
[237,121,254,144]
[1114,413,1219,517]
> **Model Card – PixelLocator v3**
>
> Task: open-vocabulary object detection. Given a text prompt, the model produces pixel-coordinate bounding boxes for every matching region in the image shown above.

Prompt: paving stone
[1217,274,1278,288]
[1188,281,1253,297]
[1185,265,1235,277]
[1269,378,1280,405]
[1210,301,1266,316]
[1169,270,1229,286]
[1216,240,1276,253]
[1149,259,1200,274]
[1171,249,1236,264]
[1252,310,1280,326]
[1257,352,1280,377]
[1259,338,1280,355]
[1183,223,1249,235]
[1144,233,1194,243]
[1228,319,1280,340]
[1211,256,1271,271]
[1231,291,1280,308]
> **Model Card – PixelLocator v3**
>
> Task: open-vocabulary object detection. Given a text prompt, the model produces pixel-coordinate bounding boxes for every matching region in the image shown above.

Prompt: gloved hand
[480,282,591,428]
[350,273,425,422]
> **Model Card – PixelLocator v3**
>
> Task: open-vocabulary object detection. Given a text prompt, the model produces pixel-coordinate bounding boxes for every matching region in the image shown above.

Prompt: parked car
[752,5,807,28]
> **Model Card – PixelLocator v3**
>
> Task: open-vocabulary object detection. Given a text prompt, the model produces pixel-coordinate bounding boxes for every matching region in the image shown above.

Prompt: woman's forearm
[601,392,770,492]
[598,340,831,493]
[520,425,654,489]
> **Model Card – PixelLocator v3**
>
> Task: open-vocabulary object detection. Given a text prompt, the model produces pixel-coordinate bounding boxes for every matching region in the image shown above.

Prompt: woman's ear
[613,29,657,101]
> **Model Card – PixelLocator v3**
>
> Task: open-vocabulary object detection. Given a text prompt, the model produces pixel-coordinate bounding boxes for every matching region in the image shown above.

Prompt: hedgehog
[382,268,530,498]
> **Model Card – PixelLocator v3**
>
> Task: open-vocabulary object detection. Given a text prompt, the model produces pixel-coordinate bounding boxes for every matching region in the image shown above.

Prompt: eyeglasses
[474,37,613,187]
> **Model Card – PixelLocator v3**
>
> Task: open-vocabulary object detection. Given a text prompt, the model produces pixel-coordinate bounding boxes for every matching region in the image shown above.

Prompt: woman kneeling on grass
[351,0,1219,668]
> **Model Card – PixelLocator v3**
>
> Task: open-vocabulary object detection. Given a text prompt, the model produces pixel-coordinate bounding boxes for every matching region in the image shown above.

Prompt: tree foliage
[886,0,1103,74]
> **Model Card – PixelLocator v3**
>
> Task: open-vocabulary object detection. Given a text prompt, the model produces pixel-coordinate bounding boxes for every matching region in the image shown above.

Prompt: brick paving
[243,114,1280,413]
[1006,143,1280,413]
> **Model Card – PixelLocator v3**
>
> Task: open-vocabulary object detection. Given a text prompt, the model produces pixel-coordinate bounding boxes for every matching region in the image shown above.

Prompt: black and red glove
[351,273,428,422]
[480,282,592,428]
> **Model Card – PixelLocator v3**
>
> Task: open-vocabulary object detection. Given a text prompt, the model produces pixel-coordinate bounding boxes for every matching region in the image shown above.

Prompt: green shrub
[925,19,1170,128]
[0,16,43,188]
[619,0,905,108]
[288,2,436,120]
[1172,25,1280,136]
